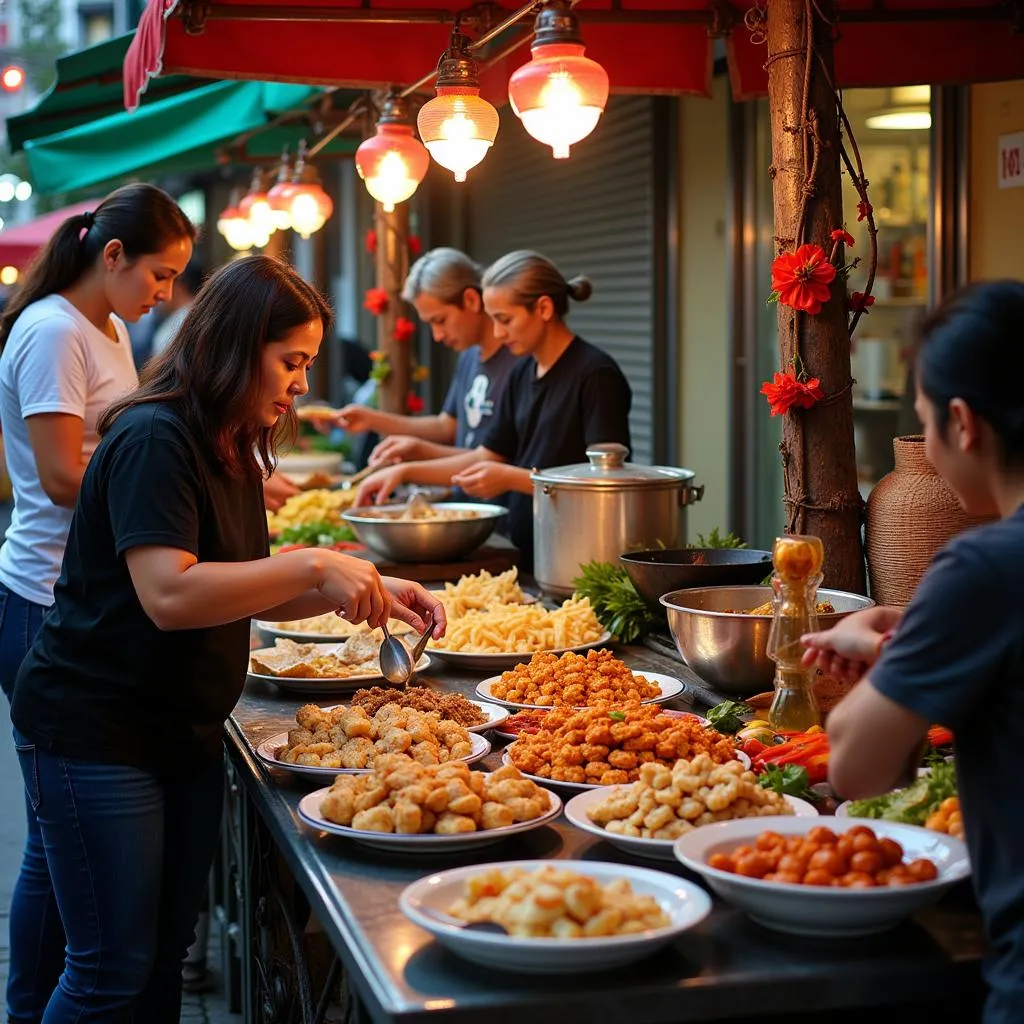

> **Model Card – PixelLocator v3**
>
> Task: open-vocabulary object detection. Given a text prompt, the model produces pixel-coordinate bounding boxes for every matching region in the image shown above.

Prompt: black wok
[620,548,773,610]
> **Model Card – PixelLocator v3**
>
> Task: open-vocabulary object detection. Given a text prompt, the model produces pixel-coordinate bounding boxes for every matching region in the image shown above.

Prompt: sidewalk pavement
[0,500,239,1022]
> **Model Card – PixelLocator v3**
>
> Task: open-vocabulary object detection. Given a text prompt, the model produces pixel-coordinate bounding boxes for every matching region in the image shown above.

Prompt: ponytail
[482,250,592,318]
[0,183,195,350]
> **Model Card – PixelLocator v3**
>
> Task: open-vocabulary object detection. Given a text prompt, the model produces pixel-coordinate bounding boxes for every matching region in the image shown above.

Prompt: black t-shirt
[12,402,268,773]
[870,506,1024,1023]
[480,336,632,569]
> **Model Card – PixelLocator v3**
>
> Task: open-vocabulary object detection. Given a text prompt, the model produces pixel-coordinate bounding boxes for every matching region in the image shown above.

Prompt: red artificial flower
[369,349,385,362]
[760,371,824,417]
[857,200,873,222]
[770,244,837,315]
[831,228,855,247]
[365,228,378,254]
[408,234,422,257]
[393,317,416,343]
[406,391,426,414]
[850,291,875,314]
[364,288,389,316]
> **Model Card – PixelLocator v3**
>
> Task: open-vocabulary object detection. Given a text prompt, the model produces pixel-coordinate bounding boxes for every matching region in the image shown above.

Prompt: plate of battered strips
[297,756,563,852]
[256,702,491,781]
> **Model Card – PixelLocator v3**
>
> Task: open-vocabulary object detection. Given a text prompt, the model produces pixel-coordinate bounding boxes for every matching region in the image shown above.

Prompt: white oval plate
[426,632,614,672]
[500,747,750,793]
[248,649,432,693]
[476,670,685,711]
[297,784,563,852]
[492,707,708,742]
[399,859,712,973]
[673,816,971,938]
[254,619,415,643]
[322,698,509,736]
[256,731,491,782]
[564,788,817,862]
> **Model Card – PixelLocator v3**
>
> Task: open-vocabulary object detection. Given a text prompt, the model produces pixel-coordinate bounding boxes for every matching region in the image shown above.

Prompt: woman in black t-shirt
[10,255,446,1024]
[354,250,632,568]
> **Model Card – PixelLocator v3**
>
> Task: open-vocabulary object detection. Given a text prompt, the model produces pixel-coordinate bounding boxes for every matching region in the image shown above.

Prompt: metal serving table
[218,645,986,1024]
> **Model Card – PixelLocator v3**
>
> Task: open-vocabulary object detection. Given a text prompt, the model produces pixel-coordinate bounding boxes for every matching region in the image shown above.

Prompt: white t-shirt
[0,294,137,605]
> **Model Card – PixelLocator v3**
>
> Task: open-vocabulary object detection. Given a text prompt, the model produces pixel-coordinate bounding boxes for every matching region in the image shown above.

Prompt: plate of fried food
[502,703,745,792]
[427,593,610,670]
[493,707,707,742]
[254,614,416,644]
[297,756,562,852]
[256,702,491,781]
[475,649,684,711]
[564,754,817,861]
[248,636,431,692]
[346,685,510,734]
[399,860,712,973]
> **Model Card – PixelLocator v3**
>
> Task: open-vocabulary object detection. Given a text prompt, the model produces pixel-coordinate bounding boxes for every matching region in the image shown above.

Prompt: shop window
[79,5,114,46]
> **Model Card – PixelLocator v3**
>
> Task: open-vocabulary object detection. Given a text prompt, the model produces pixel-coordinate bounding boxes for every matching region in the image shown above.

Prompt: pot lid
[531,443,695,488]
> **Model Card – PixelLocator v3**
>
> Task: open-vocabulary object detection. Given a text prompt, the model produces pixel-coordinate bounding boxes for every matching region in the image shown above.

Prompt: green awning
[7,34,214,153]
[23,80,358,195]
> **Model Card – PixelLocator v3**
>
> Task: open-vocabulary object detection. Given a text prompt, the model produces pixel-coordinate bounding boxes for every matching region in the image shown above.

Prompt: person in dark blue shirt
[803,280,1024,1024]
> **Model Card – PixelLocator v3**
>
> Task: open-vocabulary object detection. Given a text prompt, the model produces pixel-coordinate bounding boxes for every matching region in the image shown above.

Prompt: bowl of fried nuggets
[296,755,562,851]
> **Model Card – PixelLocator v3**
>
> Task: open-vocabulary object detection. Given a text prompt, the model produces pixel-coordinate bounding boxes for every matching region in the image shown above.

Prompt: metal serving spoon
[379,612,434,685]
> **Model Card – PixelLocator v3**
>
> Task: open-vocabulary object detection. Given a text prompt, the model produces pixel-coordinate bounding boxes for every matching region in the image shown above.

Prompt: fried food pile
[350,686,487,727]
[446,865,669,938]
[251,635,394,679]
[431,568,527,620]
[488,649,661,707]
[587,753,791,840]
[266,487,354,534]
[507,703,738,786]
[735,600,837,616]
[430,596,603,654]
[319,757,550,835]
[275,703,472,770]
[266,614,414,638]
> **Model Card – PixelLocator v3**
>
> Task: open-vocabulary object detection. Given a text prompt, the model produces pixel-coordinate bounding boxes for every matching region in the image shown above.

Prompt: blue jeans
[14,734,224,1024]
[0,583,65,1024]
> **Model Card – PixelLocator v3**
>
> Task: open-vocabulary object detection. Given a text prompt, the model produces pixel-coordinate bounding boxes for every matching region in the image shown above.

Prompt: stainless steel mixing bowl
[342,502,507,563]
[660,585,875,695]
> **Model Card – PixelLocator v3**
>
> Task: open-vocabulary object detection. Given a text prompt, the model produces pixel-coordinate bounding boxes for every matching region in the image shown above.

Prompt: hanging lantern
[288,141,334,239]
[355,94,430,212]
[508,0,609,159]
[417,32,499,183]
[217,202,254,252]
[266,149,295,232]
[239,170,277,241]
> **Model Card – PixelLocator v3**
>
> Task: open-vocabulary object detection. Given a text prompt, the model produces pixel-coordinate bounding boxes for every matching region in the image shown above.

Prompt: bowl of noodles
[660,585,874,695]
[342,502,507,563]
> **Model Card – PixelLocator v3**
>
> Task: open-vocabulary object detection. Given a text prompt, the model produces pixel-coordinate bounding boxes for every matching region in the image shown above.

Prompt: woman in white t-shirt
[0,182,194,1024]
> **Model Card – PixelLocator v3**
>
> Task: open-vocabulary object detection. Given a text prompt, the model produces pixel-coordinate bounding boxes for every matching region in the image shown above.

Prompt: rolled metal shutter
[464,96,659,464]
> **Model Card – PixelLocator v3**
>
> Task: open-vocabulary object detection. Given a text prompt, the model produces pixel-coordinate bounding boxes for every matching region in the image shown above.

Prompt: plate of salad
[271,521,364,554]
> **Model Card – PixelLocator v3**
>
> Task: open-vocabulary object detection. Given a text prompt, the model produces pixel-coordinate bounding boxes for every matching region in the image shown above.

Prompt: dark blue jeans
[0,582,65,1024]
[14,734,224,1024]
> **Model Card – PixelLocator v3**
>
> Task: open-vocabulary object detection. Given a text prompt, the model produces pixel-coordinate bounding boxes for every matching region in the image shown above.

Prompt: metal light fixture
[287,142,334,239]
[239,170,277,242]
[417,31,499,183]
[508,0,609,159]
[355,94,431,212]
[865,86,932,131]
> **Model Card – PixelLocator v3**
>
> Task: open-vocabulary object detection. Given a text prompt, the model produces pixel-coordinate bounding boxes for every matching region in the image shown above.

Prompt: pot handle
[681,483,705,504]
[542,485,556,497]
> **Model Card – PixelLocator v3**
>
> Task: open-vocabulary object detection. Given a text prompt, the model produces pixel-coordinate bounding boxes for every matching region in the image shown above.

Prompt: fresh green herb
[758,764,815,800]
[279,521,357,546]
[847,760,958,825]
[705,700,752,733]
[608,710,627,722]
[690,528,747,550]
[571,561,657,644]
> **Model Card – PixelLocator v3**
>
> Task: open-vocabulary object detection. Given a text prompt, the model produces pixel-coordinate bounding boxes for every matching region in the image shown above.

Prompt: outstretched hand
[800,605,904,685]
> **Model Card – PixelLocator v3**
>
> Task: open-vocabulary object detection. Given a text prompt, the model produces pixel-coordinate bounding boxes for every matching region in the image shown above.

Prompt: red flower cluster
[364,288,389,316]
[408,234,422,257]
[830,228,855,248]
[771,244,837,315]
[393,317,416,343]
[365,229,378,254]
[760,371,824,417]
[850,291,875,314]
[857,200,873,222]
[406,391,425,414]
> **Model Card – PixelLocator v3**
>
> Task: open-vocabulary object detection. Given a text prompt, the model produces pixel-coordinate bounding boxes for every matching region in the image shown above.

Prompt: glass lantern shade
[355,124,430,212]
[417,89,499,183]
[216,205,254,251]
[239,187,277,239]
[266,180,296,231]
[509,41,609,159]
[289,183,334,239]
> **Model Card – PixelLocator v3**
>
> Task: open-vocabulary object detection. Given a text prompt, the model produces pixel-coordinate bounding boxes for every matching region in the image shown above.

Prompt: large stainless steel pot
[531,443,704,598]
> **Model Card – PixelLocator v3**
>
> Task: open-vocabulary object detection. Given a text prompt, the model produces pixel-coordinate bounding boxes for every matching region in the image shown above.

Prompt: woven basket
[866,435,995,606]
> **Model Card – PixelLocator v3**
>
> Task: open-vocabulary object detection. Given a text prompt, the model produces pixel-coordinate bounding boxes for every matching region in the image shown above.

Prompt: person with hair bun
[356,249,632,569]
[803,280,1024,1023]
[9,254,445,1023]
[0,182,195,1024]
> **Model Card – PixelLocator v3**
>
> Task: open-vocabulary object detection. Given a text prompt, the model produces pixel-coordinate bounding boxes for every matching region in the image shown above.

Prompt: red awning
[0,201,97,270]
[125,0,1024,111]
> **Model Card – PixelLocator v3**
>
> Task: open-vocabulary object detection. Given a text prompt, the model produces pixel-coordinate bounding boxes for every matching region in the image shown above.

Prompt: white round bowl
[673,816,971,937]
[276,451,343,476]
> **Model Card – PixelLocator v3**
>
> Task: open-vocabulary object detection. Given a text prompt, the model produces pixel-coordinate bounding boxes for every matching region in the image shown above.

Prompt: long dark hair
[0,183,195,350]
[99,255,332,479]
[918,279,1024,466]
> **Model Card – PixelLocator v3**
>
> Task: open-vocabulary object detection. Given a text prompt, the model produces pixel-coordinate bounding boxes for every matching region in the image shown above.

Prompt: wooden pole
[374,202,411,414]
[765,0,866,594]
